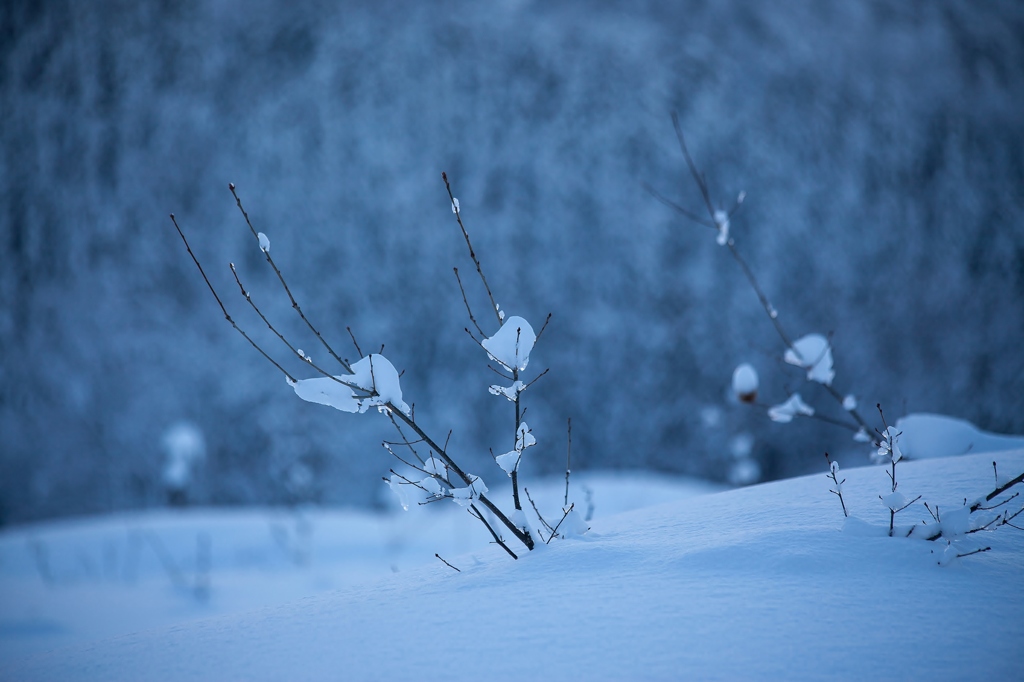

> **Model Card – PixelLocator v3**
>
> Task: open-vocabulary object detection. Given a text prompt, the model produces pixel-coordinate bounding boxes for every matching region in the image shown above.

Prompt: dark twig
[435,553,461,572]
[170,214,297,383]
[442,172,501,327]
[565,418,573,508]
[546,503,575,544]
[229,184,352,373]
[346,327,364,359]
[535,313,553,343]
[454,268,485,338]
[524,487,555,536]
[228,264,368,396]
[468,505,518,560]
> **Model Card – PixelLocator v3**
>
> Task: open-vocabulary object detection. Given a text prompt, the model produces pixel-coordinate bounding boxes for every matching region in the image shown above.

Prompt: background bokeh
[2,0,1023,524]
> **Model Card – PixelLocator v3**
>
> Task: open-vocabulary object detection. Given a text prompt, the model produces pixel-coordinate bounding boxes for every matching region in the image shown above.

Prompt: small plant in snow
[171,174,582,560]
[648,113,880,456]
[823,406,1024,564]
[874,405,921,537]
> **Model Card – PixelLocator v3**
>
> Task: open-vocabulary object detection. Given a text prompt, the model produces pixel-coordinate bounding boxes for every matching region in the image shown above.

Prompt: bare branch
[442,172,502,327]
[565,418,573,508]
[169,214,297,383]
[454,268,485,338]
[435,553,461,572]
[229,184,352,374]
[534,312,553,342]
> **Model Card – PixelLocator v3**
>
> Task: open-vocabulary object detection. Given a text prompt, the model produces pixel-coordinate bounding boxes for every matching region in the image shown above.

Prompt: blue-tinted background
[2,0,1022,524]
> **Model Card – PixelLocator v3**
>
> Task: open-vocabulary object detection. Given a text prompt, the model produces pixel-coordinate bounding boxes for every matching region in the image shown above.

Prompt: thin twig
[229,264,369,396]
[346,326,363,359]
[435,553,461,572]
[442,172,501,327]
[468,505,518,560]
[565,418,573,508]
[229,184,353,373]
[546,503,575,544]
[454,268,485,338]
[524,487,555,535]
[535,313,553,342]
[170,214,297,383]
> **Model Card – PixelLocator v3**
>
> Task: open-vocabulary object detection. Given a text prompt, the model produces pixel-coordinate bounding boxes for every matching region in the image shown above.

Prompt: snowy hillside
[3,451,1022,681]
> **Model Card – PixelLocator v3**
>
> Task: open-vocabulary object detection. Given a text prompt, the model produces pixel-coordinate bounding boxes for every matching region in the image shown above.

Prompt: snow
[3,453,1022,681]
[480,316,535,372]
[257,232,270,253]
[843,394,857,411]
[895,413,1024,459]
[731,362,759,402]
[713,209,730,246]
[488,380,525,402]
[291,354,410,416]
[784,333,835,385]
[495,450,520,476]
[767,392,815,423]
[160,422,206,490]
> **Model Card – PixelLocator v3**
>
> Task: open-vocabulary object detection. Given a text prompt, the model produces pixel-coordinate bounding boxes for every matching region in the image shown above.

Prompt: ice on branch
[496,422,536,477]
[481,316,535,371]
[784,333,835,385]
[257,232,270,253]
[880,490,907,511]
[451,197,460,213]
[731,363,759,403]
[388,474,413,511]
[489,380,525,402]
[876,426,903,464]
[516,422,536,451]
[496,450,521,476]
[767,393,815,423]
[291,354,410,416]
[713,209,730,246]
[450,475,488,508]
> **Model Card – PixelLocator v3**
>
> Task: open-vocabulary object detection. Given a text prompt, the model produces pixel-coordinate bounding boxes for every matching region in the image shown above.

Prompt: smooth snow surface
[896,413,1024,459]
[2,454,1022,681]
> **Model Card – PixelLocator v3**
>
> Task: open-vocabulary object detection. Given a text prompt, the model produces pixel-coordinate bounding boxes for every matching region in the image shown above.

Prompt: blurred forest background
[2,0,1023,525]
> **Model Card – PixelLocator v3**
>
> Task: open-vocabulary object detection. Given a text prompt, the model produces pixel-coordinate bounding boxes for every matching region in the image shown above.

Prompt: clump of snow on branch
[496,422,536,476]
[291,354,410,416]
[481,316,535,371]
[489,380,525,402]
[767,393,814,423]
[731,363,758,403]
[784,333,835,385]
[450,475,488,508]
[257,232,270,253]
[876,425,903,464]
[713,209,730,246]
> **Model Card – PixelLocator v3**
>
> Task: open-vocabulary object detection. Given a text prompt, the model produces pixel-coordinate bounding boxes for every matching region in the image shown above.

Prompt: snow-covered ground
[2,452,1022,681]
